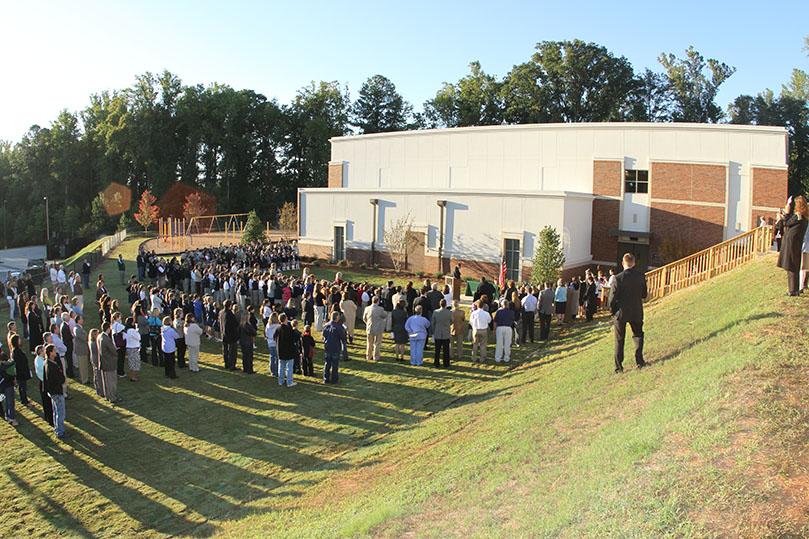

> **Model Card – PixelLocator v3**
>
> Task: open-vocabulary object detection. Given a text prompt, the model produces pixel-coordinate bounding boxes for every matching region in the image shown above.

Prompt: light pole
[43,196,49,242]
[370,198,378,266]
[436,200,447,274]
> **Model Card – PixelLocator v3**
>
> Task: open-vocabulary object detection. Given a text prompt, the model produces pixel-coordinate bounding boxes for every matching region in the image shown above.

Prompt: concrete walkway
[0,245,47,278]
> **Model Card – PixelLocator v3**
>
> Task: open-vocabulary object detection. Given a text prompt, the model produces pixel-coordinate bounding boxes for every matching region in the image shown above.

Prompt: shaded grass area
[218,253,809,538]
[0,238,545,537]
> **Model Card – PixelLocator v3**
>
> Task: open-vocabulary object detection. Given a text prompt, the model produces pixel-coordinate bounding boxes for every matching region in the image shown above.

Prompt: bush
[416,271,425,278]
[435,272,444,279]
[360,263,368,269]
[337,260,346,267]
[373,264,380,271]
[312,260,321,267]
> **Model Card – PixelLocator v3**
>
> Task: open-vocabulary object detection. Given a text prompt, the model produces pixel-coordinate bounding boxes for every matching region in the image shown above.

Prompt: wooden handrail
[645,225,773,300]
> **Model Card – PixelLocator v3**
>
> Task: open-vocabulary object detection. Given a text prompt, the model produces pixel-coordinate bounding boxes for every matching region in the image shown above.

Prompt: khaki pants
[76,353,90,385]
[366,332,382,361]
[471,328,488,362]
[451,332,463,360]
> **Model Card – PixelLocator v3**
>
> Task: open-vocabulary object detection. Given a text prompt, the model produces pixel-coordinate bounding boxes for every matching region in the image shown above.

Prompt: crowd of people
[0,237,619,440]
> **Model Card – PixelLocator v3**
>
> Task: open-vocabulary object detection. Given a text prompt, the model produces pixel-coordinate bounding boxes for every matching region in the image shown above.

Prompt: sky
[1,0,808,143]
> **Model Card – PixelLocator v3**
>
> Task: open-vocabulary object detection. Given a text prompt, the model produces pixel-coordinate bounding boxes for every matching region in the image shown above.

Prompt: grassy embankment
[0,237,806,537]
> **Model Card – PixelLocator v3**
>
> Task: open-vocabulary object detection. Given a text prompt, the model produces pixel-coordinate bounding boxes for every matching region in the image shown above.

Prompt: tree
[421,62,503,128]
[183,191,209,221]
[134,189,159,231]
[281,81,351,195]
[90,193,115,234]
[277,201,297,233]
[242,210,265,244]
[532,226,565,285]
[658,46,736,123]
[502,40,638,123]
[352,75,413,133]
[624,68,676,122]
[383,212,418,272]
[117,212,134,232]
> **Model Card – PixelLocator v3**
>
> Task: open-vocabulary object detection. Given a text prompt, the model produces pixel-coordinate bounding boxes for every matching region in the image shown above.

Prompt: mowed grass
[1,240,807,538]
[216,252,809,538]
[0,238,533,538]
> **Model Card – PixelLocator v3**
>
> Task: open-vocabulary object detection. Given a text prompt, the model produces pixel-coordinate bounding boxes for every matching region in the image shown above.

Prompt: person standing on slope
[609,253,647,373]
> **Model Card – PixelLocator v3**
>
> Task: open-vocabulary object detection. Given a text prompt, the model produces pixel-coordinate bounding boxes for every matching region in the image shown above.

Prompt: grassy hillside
[1,240,806,538]
[217,252,809,538]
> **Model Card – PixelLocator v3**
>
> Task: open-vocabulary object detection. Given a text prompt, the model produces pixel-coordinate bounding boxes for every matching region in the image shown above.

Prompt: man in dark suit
[609,253,647,373]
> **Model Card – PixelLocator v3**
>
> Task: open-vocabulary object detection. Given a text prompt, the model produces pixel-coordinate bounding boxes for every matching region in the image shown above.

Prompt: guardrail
[646,225,774,300]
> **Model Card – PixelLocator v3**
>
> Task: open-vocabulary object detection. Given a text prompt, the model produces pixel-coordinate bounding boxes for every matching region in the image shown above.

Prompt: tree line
[0,38,807,249]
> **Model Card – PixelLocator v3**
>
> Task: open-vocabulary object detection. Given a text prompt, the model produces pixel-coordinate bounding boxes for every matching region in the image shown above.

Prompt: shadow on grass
[17,388,311,537]
[4,468,95,538]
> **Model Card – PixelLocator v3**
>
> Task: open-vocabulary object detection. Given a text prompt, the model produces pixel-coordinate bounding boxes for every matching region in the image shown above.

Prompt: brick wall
[591,199,620,263]
[327,163,344,188]
[752,167,787,209]
[651,162,726,203]
[593,160,622,197]
[751,210,781,229]
[649,202,724,256]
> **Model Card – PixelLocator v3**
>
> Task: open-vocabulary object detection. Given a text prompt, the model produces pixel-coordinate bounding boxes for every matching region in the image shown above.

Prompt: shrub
[415,270,425,278]
[360,263,368,269]
[435,272,444,279]
[312,260,321,267]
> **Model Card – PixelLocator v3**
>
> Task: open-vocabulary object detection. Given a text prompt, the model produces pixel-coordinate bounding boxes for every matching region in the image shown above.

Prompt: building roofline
[298,187,594,200]
[330,122,788,143]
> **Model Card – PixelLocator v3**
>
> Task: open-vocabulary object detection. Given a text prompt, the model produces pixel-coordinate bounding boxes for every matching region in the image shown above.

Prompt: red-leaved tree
[134,190,159,232]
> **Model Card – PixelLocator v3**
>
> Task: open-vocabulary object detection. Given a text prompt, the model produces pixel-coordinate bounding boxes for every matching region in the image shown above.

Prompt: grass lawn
[1,240,807,537]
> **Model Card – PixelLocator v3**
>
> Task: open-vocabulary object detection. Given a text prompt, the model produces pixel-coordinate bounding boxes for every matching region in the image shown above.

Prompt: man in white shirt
[520,288,538,344]
[469,302,492,363]
[56,265,67,294]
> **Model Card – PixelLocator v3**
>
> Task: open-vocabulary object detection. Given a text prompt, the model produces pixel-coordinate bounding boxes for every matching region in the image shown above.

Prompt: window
[333,226,345,261]
[624,169,649,194]
[504,238,521,283]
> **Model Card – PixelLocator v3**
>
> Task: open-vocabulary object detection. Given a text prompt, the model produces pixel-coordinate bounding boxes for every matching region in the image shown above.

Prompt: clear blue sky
[1,0,807,143]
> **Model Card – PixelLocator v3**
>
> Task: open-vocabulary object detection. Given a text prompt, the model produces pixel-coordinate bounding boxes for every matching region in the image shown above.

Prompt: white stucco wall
[330,123,787,196]
[303,123,788,267]
[299,188,592,268]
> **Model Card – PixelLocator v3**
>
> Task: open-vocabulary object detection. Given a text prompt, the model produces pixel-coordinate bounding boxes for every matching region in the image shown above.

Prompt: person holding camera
[775,196,809,296]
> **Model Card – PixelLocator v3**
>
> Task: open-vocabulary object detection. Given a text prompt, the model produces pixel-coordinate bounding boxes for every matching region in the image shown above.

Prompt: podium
[446,276,462,301]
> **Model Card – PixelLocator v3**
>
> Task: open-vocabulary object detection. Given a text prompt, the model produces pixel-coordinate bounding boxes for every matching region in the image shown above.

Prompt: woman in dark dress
[391,300,409,361]
[11,334,31,407]
[775,195,809,296]
[583,276,598,321]
[26,300,44,353]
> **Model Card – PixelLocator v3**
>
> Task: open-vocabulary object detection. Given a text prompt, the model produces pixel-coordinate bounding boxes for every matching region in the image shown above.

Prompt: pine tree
[532,225,565,285]
[242,210,265,244]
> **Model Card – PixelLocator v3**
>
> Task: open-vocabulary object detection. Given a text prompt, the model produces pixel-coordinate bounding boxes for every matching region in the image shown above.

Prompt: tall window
[333,226,345,261]
[504,238,521,282]
[625,169,649,194]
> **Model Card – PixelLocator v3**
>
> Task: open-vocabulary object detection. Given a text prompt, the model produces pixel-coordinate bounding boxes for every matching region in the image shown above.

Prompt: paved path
[0,245,46,278]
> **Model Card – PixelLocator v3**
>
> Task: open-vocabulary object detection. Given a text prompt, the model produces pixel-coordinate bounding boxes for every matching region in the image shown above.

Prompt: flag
[498,256,507,289]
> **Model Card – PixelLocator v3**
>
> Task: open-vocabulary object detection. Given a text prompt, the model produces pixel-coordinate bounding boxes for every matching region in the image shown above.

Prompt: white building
[298,122,787,280]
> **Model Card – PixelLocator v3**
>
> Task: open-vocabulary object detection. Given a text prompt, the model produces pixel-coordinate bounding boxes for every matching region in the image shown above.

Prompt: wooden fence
[646,225,774,300]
